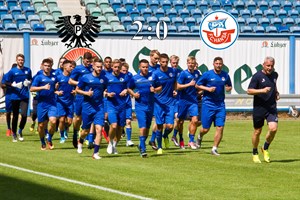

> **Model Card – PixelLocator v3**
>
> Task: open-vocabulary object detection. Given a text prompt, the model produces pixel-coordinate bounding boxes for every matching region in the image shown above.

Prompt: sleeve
[28,68,33,80]
[1,73,7,84]
[153,73,161,88]
[196,71,207,86]
[31,75,40,87]
[128,77,135,89]
[177,70,185,84]
[77,76,85,90]
[6,70,13,83]
[70,68,79,80]
[225,73,232,87]
[248,74,258,89]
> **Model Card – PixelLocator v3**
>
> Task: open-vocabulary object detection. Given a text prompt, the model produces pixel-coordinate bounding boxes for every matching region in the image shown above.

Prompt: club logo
[262,41,269,48]
[200,10,239,50]
[56,15,100,48]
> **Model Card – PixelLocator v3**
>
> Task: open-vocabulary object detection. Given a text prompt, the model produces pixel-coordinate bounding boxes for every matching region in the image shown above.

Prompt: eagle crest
[56,15,100,48]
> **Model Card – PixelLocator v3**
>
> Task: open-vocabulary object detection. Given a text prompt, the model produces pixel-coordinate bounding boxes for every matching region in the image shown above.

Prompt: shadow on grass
[221,151,252,155]
[271,159,300,163]
[0,174,93,200]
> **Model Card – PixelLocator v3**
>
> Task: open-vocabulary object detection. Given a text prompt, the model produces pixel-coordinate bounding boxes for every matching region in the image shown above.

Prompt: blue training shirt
[6,66,32,100]
[56,74,75,106]
[196,69,232,106]
[70,64,93,99]
[1,73,13,99]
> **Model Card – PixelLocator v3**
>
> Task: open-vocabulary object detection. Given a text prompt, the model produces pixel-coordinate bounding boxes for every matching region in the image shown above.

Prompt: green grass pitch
[0,119,299,200]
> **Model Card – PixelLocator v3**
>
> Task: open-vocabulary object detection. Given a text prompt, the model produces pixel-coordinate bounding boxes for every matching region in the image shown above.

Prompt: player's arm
[68,78,78,86]
[247,87,271,95]
[30,84,50,92]
[76,86,93,97]
[127,88,139,99]
[197,85,216,93]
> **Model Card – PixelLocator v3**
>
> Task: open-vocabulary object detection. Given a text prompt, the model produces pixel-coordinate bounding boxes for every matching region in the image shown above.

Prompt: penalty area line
[0,162,153,200]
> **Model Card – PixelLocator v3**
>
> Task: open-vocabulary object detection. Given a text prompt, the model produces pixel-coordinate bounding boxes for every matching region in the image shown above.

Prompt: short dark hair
[104,56,112,61]
[83,52,93,60]
[213,57,223,63]
[160,53,169,61]
[93,57,103,63]
[42,58,53,65]
[139,59,149,65]
[16,53,25,60]
[62,59,72,66]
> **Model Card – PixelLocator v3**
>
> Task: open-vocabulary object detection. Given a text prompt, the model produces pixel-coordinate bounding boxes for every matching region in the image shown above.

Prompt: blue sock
[163,128,172,138]
[48,134,53,142]
[94,144,100,154]
[173,129,178,137]
[156,131,162,149]
[179,133,183,141]
[139,136,146,152]
[88,133,94,143]
[45,129,49,135]
[40,137,46,145]
[126,128,132,140]
[60,130,64,138]
[189,134,195,143]
[85,135,89,141]
[150,131,156,142]
[18,129,23,136]
[264,141,270,150]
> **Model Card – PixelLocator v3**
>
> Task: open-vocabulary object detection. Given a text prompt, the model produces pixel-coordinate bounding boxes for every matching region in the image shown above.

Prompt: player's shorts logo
[200,10,239,50]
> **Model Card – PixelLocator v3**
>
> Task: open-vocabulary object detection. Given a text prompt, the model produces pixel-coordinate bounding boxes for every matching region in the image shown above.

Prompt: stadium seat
[264,9,276,20]
[289,26,300,33]
[6,0,17,8]
[288,9,299,20]
[167,25,177,32]
[33,23,45,31]
[5,23,17,31]
[295,18,300,25]
[160,0,172,11]
[49,7,62,16]
[252,25,264,33]
[173,0,184,10]
[134,16,145,23]
[147,16,158,27]
[100,24,112,31]
[269,0,280,12]
[178,8,190,19]
[126,24,138,32]
[28,15,41,27]
[282,17,294,28]
[153,8,165,19]
[10,6,22,17]
[265,25,277,33]
[246,17,258,28]
[45,23,58,31]
[165,8,177,20]
[184,17,196,28]
[257,1,268,12]
[32,0,45,9]
[89,7,102,17]
[97,15,107,25]
[0,5,8,16]
[159,16,170,25]
[240,25,252,33]
[123,0,134,10]
[276,9,287,21]
[41,14,54,25]
[0,0,4,6]
[1,14,13,26]
[240,9,251,19]
[19,23,31,31]
[191,8,202,19]
[24,6,35,18]
[107,15,120,25]
[110,0,121,10]
[37,7,49,17]
[148,0,159,10]
[112,24,125,32]
[141,24,151,32]
[196,17,203,25]
[237,17,246,27]
[136,0,147,10]
[277,25,289,33]
[252,9,263,20]
[14,14,27,27]
[202,8,213,16]
[185,0,196,11]
[233,0,245,12]
[45,0,58,8]
[20,0,31,10]
[270,17,282,29]
[116,7,127,18]
[172,17,183,27]
[98,0,110,9]
[258,17,270,29]
[177,25,189,33]
[121,16,132,27]
[228,8,239,18]
[245,1,256,12]
[293,1,300,13]
[141,8,152,19]
[0,23,3,30]
[190,25,199,33]
[102,7,115,18]
[196,0,208,10]
[209,0,221,10]
[281,0,292,12]
[85,0,97,10]
[129,8,140,18]
[222,0,232,11]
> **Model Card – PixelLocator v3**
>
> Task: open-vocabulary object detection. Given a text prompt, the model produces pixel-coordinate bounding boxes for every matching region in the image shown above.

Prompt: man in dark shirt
[247,56,279,163]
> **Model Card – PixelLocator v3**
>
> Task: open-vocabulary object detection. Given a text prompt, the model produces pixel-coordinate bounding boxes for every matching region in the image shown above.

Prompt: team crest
[120,78,124,82]
[222,77,225,81]
[25,71,28,74]
[169,73,173,77]
[200,10,239,50]
[195,74,198,78]
[100,79,104,83]
[148,76,153,80]
[56,15,100,48]
[51,77,55,81]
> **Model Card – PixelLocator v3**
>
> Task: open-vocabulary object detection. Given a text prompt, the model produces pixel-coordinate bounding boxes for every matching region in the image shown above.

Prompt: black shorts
[253,107,278,129]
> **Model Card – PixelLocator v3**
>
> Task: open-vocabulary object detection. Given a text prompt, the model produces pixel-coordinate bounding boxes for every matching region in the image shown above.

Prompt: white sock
[212,146,218,151]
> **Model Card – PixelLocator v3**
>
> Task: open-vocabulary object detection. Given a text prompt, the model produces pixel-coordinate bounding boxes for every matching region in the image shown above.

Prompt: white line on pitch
[0,162,153,200]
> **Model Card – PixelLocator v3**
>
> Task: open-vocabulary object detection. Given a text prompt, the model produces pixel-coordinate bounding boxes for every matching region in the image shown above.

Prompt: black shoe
[148,141,158,150]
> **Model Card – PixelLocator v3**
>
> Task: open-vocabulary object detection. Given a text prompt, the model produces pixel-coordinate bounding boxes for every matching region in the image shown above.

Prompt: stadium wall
[0,33,299,111]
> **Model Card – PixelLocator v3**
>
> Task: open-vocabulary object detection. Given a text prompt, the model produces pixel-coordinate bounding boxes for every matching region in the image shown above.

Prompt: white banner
[30,35,290,95]
[295,38,300,94]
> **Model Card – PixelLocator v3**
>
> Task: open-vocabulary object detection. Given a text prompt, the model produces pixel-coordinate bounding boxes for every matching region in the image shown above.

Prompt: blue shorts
[177,102,198,120]
[103,98,108,113]
[154,103,175,125]
[126,105,132,120]
[5,96,12,112]
[81,104,105,129]
[136,107,154,128]
[57,102,74,118]
[198,100,202,121]
[253,107,278,128]
[37,102,57,123]
[74,96,83,116]
[174,101,179,113]
[107,106,126,127]
[201,104,226,129]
